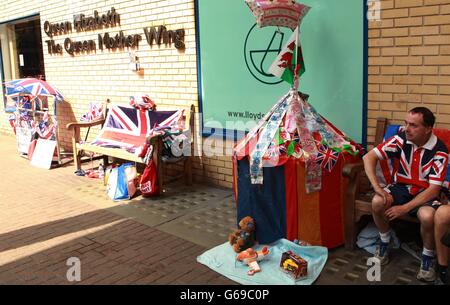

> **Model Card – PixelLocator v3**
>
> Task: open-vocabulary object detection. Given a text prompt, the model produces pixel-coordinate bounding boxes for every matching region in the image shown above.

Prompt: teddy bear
[228,216,256,253]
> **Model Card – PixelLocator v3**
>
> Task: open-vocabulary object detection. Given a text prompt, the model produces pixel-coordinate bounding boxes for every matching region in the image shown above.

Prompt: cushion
[434,128,450,151]
[433,128,450,186]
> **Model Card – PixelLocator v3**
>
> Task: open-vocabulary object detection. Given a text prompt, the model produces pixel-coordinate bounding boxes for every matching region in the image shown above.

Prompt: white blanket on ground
[197,238,328,285]
[356,222,400,254]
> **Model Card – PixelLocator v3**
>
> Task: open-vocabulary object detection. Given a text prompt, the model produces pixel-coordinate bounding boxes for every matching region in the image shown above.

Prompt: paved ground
[0,134,236,285]
[0,133,428,285]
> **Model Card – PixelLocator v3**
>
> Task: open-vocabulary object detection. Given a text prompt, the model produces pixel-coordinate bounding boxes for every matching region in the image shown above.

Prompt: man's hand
[385,205,407,221]
[375,188,394,207]
[363,151,394,207]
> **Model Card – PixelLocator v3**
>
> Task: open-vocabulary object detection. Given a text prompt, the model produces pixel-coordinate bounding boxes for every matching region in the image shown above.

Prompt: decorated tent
[232,0,362,248]
[232,90,362,248]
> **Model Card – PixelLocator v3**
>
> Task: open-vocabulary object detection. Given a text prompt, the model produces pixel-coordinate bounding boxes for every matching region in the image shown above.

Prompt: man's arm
[363,150,394,206]
[385,184,441,220]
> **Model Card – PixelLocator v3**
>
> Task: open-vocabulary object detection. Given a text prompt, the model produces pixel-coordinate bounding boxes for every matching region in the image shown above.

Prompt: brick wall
[368,0,450,147]
[0,0,236,189]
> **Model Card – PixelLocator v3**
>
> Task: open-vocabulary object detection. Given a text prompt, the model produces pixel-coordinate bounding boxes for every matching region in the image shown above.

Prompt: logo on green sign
[244,24,291,85]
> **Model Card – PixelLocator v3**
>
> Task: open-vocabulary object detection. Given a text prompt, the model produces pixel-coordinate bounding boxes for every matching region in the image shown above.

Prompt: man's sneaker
[417,254,436,282]
[373,241,390,266]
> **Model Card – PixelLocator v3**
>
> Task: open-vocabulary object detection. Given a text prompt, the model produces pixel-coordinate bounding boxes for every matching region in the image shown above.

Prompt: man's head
[405,107,435,146]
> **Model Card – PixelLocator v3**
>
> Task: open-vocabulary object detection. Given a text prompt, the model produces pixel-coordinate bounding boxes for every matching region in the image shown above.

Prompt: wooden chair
[67,101,195,192]
[146,104,195,191]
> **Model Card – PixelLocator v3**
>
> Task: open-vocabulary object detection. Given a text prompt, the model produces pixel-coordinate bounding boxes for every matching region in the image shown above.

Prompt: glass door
[14,18,45,79]
[1,15,45,112]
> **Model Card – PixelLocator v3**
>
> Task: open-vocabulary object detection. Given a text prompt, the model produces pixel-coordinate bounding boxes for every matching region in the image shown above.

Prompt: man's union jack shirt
[374,131,449,195]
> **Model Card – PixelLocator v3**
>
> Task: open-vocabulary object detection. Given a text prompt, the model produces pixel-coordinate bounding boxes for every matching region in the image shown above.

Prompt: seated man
[363,107,448,282]
[434,189,449,285]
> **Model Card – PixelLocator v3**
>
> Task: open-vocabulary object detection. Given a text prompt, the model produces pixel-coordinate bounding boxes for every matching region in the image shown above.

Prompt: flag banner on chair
[80,102,104,122]
[91,104,183,153]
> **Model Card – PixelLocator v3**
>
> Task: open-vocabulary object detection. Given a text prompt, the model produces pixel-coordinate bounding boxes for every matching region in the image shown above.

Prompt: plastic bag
[140,160,160,197]
[106,163,137,201]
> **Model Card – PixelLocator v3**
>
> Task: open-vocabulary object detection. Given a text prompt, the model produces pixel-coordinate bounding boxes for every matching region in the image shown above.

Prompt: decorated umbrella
[4,78,64,103]
[4,78,63,141]
[245,0,311,30]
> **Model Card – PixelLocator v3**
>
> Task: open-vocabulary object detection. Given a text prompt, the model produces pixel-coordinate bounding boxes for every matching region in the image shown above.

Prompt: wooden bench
[67,101,195,191]
[342,118,450,249]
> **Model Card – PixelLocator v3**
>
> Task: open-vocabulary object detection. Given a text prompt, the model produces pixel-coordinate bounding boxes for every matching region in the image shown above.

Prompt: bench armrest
[342,161,365,202]
[66,118,105,130]
[342,161,366,249]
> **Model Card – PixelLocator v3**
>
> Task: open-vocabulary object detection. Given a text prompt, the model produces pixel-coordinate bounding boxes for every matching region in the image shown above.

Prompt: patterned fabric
[234,90,361,192]
[305,158,322,194]
[80,102,103,122]
[304,102,346,148]
[129,95,156,111]
[91,104,183,154]
[316,144,340,172]
[246,0,311,30]
[11,109,56,140]
[374,131,449,195]
[250,95,289,184]
[234,92,289,159]
[5,78,64,102]
[35,111,56,140]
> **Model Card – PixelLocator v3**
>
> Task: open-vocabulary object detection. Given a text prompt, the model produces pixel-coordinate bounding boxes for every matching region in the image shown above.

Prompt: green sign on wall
[195,0,366,143]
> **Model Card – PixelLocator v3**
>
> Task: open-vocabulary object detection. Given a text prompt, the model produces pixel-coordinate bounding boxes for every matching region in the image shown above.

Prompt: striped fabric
[234,154,360,249]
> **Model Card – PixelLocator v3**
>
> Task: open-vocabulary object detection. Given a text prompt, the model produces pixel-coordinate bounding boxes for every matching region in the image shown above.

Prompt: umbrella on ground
[4,78,64,103]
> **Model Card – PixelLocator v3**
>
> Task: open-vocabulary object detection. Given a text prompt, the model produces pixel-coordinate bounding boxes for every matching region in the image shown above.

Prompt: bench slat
[77,143,145,164]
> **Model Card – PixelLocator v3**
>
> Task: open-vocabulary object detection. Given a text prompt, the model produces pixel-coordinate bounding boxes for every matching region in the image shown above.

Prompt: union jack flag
[35,111,56,140]
[316,144,340,172]
[91,104,184,153]
[80,102,103,122]
[5,78,64,102]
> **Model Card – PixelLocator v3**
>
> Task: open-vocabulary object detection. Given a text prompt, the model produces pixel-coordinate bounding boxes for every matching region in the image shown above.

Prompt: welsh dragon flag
[269,26,305,87]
